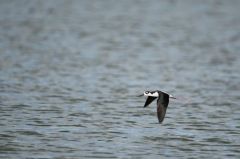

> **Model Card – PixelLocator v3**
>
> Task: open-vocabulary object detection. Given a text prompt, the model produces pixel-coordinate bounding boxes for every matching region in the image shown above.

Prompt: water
[0,0,240,158]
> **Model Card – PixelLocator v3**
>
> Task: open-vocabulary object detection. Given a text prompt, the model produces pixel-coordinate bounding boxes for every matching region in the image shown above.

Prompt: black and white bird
[138,90,176,123]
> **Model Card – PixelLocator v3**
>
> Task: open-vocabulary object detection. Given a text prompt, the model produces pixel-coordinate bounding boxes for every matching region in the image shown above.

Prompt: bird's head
[138,90,176,99]
[143,91,159,97]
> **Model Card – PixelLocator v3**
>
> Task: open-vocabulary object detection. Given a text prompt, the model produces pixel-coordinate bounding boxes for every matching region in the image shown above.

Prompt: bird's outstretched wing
[157,93,169,123]
[144,96,157,107]
[157,103,167,123]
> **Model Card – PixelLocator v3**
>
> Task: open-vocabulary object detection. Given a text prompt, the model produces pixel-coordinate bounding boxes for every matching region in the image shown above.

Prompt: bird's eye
[145,91,149,94]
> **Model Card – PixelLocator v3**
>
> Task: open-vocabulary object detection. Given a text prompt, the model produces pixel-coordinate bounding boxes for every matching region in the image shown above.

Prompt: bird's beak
[137,94,144,97]
[169,94,176,99]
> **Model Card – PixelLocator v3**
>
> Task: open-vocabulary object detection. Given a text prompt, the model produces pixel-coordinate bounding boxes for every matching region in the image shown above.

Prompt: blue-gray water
[0,0,240,158]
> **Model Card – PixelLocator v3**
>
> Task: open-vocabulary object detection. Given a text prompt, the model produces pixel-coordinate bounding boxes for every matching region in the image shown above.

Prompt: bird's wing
[144,96,157,107]
[157,93,170,123]
[157,103,167,123]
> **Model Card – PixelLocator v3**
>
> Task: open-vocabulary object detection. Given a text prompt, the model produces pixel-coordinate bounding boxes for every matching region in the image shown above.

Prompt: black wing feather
[144,96,157,107]
[157,93,170,123]
[157,103,167,123]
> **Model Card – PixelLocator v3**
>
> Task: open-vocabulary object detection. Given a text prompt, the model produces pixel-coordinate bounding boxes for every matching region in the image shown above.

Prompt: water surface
[0,0,240,158]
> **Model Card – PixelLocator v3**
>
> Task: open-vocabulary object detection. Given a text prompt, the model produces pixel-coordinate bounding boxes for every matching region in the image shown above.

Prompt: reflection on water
[0,0,240,158]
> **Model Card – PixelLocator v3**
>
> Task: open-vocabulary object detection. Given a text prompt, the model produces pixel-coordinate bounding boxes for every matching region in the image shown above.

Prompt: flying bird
[138,90,176,123]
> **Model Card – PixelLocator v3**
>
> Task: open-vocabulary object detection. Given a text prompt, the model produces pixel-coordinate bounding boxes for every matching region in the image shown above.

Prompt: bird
[138,90,176,123]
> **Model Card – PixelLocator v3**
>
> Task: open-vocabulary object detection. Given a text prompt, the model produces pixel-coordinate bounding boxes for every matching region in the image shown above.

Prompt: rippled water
[0,0,240,158]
